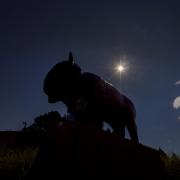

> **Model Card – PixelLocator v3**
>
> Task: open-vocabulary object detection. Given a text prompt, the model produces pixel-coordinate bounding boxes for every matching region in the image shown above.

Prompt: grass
[0,132,39,180]
[160,150,180,180]
[0,131,180,179]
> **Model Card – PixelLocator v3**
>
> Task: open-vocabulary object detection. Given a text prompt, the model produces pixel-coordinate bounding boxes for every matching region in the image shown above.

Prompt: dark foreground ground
[0,123,180,180]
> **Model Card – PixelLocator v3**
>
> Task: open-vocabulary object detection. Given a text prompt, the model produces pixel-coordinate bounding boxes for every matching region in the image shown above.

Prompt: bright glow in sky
[117,65,125,73]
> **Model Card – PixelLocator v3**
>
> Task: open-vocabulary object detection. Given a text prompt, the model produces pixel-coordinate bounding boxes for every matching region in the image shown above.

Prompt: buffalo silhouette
[43,53,139,142]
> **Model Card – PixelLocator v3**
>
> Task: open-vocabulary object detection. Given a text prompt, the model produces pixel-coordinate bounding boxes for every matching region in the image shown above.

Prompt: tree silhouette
[19,111,64,145]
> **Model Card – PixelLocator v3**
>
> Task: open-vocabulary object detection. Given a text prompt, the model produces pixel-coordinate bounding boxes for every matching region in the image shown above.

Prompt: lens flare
[117,65,125,72]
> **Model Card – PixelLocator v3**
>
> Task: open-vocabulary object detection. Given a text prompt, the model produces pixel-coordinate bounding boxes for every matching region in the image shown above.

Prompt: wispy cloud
[175,81,180,85]
[173,82,180,120]
[173,96,180,109]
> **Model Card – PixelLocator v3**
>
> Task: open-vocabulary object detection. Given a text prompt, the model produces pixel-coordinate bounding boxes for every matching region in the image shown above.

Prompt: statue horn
[68,52,74,64]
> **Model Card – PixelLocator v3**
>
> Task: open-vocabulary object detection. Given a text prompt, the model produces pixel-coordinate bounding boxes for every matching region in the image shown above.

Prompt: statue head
[43,53,81,103]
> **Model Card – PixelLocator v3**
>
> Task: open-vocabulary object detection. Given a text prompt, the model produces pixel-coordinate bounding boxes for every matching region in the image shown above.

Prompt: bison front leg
[126,117,139,143]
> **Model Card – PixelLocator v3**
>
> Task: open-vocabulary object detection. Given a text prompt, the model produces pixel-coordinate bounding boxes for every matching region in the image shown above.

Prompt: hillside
[0,131,38,180]
[25,121,165,180]
[0,122,179,179]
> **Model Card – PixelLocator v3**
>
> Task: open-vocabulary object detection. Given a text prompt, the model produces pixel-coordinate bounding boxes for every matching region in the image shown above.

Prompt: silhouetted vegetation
[0,131,38,180]
[160,148,180,180]
[0,146,38,180]
[18,111,65,145]
[22,111,63,132]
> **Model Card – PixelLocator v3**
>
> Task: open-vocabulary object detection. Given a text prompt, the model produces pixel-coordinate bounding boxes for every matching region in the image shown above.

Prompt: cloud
[173,97,180,109]
[175,81,180,85]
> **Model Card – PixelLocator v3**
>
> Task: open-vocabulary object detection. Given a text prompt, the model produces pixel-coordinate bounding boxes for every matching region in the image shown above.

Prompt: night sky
[0,0,180,154]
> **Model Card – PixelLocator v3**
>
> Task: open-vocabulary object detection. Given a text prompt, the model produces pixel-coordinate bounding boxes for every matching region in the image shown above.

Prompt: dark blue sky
[0,0,180,154]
